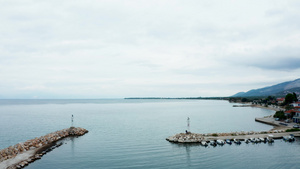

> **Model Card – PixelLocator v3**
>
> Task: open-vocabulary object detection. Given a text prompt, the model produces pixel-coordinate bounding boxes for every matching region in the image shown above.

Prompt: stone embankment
[0,127,88,169]
[166,130,292,143]
[166,131,300,143]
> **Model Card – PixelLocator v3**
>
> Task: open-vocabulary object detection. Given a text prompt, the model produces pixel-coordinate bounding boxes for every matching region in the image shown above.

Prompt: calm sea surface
[0,99,299,169]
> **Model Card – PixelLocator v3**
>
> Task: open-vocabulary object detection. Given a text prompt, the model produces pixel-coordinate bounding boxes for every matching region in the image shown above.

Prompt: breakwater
[166,130,300,143]
[255,118,280,127]
[0,127,88,169]
[166,116,298,144]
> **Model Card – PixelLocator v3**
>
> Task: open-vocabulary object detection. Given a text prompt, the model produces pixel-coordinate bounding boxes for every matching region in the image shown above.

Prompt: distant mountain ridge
[232,78,300,97]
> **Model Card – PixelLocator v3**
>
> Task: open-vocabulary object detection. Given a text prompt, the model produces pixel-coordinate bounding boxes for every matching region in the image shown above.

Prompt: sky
[1,0,300,99]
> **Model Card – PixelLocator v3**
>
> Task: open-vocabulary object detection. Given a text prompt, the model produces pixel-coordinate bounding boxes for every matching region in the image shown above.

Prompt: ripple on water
[1,99,299,169]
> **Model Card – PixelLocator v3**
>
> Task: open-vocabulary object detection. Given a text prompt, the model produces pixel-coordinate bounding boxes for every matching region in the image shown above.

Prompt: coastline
[238,103,290,131]
[255,117,291,131]
[166,102,296,144]
[232,102,283,112]
[250,104,283,112]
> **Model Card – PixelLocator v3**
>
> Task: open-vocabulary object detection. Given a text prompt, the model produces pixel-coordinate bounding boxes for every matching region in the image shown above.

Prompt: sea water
[0,99,299,169]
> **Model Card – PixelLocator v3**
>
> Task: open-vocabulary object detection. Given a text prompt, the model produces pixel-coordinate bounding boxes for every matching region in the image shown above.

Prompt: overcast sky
[1,0,300,99]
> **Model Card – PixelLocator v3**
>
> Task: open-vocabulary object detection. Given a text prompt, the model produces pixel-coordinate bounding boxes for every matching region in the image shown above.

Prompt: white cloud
[0,0,300,98]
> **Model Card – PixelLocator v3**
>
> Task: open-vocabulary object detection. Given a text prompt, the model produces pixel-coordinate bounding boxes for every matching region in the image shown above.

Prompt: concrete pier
[255,118,280,127]
[255,116,298,129]
[0,127,88,169]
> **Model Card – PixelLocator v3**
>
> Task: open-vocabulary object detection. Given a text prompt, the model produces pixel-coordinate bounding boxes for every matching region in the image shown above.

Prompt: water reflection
[70,137,75,156]
[170,143,203,167]
[185,145,191,167]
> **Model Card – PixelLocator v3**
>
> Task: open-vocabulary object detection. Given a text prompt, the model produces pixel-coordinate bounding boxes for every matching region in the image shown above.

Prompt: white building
[291,102,300,107]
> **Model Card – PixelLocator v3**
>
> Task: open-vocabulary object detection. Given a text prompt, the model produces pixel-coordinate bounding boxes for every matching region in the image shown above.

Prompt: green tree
[241,98,248,102]
[273,111,286,120]
[284,93,297,105]
[285,104,294,110]
[267,96,275,101]
[293,92,298,101]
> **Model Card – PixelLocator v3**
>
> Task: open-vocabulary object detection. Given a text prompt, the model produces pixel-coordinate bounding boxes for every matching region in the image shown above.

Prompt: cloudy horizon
[1,0,300,99]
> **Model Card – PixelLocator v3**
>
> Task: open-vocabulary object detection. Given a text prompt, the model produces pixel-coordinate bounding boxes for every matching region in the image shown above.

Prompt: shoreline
[233,103,283,112]
[166,103,295,144]
[0,127,88,169]
[238,104,291,131]
[233,103,289,131]
[250,104,284,112]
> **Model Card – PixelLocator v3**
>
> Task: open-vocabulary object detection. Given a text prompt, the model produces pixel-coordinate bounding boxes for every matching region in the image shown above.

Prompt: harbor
[166,116,300,145]
[0,99,299,168]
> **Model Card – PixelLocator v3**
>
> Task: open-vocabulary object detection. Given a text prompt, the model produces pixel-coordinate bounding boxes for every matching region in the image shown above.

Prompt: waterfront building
[277,98,285,104]
[291,102,300,107]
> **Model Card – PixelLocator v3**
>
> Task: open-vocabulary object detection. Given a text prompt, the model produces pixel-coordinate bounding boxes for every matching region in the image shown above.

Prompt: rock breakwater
[166,130,288,143]
[0,127,88,169]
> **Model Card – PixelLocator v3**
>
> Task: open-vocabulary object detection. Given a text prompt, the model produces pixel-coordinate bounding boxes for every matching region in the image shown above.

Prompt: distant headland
[124,97,226,100]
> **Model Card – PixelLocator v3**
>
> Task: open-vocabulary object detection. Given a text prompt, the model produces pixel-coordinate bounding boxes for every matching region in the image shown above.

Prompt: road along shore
[0,127,88,169]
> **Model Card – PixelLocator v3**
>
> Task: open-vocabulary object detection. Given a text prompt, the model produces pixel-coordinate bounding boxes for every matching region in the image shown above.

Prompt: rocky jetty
[0,127,88,169]
[166,130,288,143]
